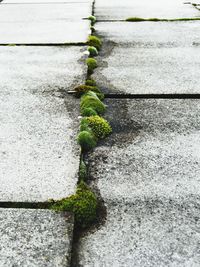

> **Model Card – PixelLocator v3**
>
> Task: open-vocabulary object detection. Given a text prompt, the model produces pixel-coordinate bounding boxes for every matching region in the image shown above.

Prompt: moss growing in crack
[86,115,112,139]
[77,130,97,151]
[126,17,200,22]
[88,46,98,57]
[79,158,88,181]
[85,79,96,86]
[80,91,106,115]
[91,26,96,33]
[88,15,96,26]
[87,36,102,51]
[74,84,99,94]
[86,58,98,74]
[82,107,98,117]
[51,181,97,228]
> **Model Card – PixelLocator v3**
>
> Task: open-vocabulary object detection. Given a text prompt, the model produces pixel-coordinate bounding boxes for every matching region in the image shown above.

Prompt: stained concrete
[0,209,74,266]
[77,99,200,267]
[93,21,200,94]
[0,46,86,202]
[0,2,91,43]
[95,0,200,20]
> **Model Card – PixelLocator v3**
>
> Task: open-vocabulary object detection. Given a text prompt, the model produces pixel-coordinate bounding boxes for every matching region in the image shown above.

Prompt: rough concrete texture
[77,99,200,267]
[0,3,91,43]
[0,209,74,267]
[93,21,200,94]
[95,0,200,20]
[0,46,86,202]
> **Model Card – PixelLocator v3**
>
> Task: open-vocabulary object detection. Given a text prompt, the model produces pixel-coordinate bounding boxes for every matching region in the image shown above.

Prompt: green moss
[74,85,100,94]
[77,130,97,151]
[86,58,98,74]
[82,107,98,117]
[91,26,96,33]
[126,17,200,22]
[51,181,97,228]
[88,46,98,57]
[86,115,112,139]
[85,79,97,86]
[88,15,96,26]
[81,92,106,115]
[87,36,102,51]
[79,159,88,181]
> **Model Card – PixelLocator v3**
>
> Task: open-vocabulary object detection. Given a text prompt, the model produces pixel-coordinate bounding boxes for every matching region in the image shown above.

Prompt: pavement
[0,0,200,266]
[0,0,90,265]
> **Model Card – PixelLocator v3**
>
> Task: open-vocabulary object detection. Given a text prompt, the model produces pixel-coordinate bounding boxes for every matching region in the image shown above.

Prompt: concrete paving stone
[0,3,91,44]
[0,208,74,267]
[3,0,92,2]
[93,21,200,94]
[77,99,200,267]
[0,46,86,202]
[95,0,200,20]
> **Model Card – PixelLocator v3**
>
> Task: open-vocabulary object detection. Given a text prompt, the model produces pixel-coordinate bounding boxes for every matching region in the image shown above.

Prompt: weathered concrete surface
[93,21,200,94]
[0,3,91,43]
[77,99,200,267]
[0,209,74,266]
[0,46,86,202]
[95,0,200,20]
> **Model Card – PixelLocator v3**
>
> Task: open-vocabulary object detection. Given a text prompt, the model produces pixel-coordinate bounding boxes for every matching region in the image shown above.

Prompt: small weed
[88,46,98,57]
[51,181,97,228]
[87,36,102,51]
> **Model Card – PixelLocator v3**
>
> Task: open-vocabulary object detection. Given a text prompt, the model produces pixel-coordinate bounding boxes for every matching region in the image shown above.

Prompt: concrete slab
[77,99,200,266]
[3,0,91,2]
[93,21,200,94]
[0,3,91,21]
[0,208,74,266]
[0,46,86,202]
[95,0,200,20]
[0,3,91,44]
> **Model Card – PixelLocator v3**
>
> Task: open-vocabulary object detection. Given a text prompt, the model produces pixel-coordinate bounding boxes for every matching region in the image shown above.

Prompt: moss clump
[79,159,87,181]
[86,115,112,139]
[74,85,100,94]
[88,15,96,26]
[77,130,97,151]
[86,58,98,74]
[51,181,97,228]
[80,92,106,115]
[81,107,98,117]
[85,79,96,86]
[91,26,96,33]
[88,46,98,57]
[87,36,102,51]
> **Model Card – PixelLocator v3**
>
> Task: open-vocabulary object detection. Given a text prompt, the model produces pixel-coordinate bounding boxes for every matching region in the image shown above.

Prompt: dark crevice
[0,202,50,209]
[104,93,200,99]
[0,43,86,46]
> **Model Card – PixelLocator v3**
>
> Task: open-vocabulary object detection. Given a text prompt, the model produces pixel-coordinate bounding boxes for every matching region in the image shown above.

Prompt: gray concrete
[3,0,92,2]
[0,46,86,202]
[0,208,74,267]
[0,3,91,43]
[77,99,200,267]
[95,0,200,20]
[93,21,200,94]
